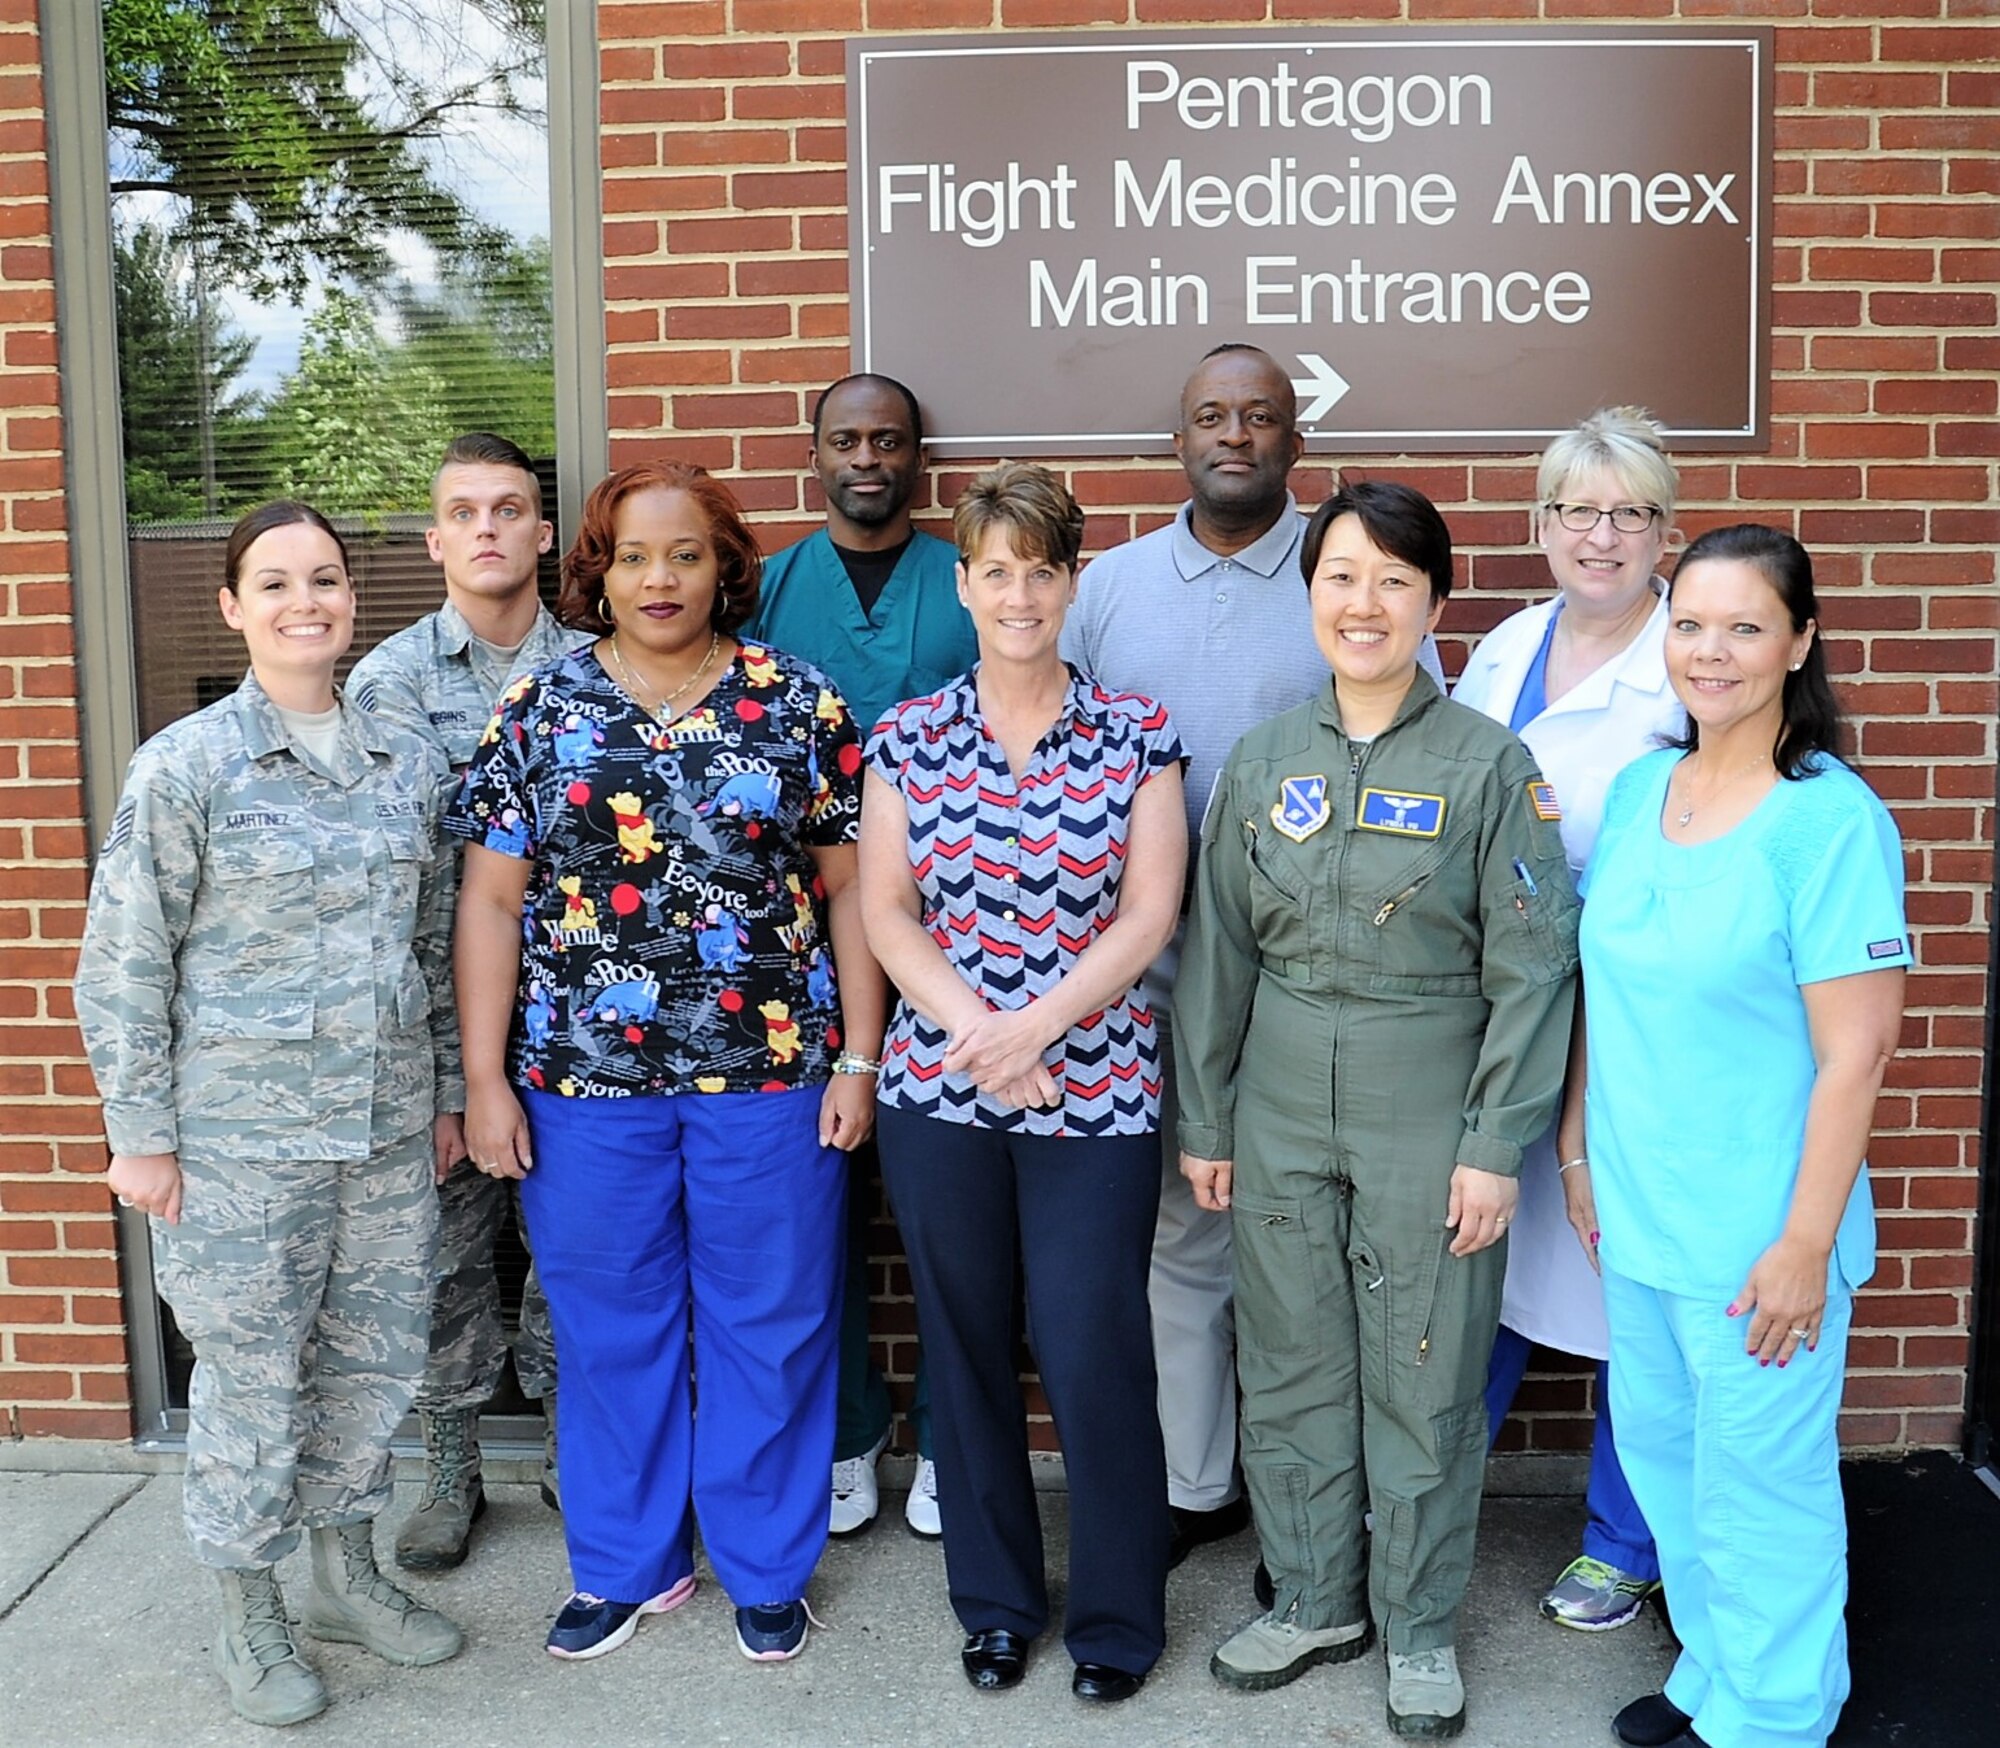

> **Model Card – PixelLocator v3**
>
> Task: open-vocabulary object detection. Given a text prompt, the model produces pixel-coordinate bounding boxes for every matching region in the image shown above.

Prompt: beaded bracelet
[832,1052,882,1077]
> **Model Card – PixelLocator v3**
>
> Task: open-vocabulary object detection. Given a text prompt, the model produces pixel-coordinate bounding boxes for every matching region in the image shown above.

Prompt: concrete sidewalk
[0,1464,1674,1748]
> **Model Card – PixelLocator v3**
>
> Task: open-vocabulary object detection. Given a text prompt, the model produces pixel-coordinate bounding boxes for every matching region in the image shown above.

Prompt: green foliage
[113,221,261,521]
[104,0,537,298]
[262,290,455,516]
[387,238,555,458]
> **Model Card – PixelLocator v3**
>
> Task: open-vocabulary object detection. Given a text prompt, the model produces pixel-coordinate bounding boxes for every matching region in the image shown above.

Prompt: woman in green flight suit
[1175,481,1579,1742]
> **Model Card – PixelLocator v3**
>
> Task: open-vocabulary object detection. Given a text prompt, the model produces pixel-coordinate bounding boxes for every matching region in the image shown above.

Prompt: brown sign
[847,27,1773,454]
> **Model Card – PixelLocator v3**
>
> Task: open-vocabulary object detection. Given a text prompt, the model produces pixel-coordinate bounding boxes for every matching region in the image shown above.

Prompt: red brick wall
[0,3,1989,1451]
[598,3,1998,1456]
[0,1,128,1442]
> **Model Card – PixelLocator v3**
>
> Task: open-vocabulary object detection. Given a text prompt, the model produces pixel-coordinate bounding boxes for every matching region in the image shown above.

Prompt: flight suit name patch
[1356,788,1446,837]
[1270,775,1330,842]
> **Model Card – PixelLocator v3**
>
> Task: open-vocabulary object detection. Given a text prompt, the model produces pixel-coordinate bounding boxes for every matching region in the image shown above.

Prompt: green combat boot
[213,1567,328,1728]
[394,1407,485,1571]
[540,1394,561,1512]
[304,1521,464,1666]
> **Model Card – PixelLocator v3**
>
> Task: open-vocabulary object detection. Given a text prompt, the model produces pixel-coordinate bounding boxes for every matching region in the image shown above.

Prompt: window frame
[43,0,605,1447]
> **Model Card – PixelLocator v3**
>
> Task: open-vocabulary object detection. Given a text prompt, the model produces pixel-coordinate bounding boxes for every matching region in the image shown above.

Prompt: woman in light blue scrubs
[1558,524,1908,1748]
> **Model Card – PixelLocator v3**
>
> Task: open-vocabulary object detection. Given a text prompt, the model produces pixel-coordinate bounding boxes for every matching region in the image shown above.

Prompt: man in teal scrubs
[747,373,978,1539]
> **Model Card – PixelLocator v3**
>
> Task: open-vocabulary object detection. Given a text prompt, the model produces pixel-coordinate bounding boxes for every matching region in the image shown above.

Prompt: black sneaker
[545,1576,695,1661]
[735,1599,810,1661]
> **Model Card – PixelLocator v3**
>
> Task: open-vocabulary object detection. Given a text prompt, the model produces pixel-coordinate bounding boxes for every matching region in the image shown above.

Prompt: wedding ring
[115,1196,133,1208]
[1789,1327,1811,1339]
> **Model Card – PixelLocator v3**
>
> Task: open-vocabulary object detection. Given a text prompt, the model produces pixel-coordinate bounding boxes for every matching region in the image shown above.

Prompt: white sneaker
[829,1430,890,1536]
[904,1457,941,1538]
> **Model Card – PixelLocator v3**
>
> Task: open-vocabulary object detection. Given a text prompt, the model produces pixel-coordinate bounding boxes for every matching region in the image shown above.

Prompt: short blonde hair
[1536,406,1679,522]
[951,461,1085,571]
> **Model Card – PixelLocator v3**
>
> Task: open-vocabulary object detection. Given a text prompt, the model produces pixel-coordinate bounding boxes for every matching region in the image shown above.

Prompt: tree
[113,221,260,520]
[387,237,556,457]
[262,290,454,515]
[104,0,542,299]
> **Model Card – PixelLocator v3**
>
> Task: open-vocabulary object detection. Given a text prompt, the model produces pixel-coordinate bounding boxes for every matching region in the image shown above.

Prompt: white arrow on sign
[1291,354,1352,424]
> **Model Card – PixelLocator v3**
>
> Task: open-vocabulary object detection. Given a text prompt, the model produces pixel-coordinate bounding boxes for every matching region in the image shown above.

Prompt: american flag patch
[1528,781,1562,822]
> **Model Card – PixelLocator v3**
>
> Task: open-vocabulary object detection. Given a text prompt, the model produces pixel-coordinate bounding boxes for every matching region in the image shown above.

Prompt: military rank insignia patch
[1356,788,1446,837]
[1271,775,1330,842]
[1528,781,1563,822]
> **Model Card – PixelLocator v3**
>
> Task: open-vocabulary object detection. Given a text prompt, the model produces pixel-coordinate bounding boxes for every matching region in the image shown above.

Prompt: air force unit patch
[1357,787,1446,837]
[1271,775,1330,842]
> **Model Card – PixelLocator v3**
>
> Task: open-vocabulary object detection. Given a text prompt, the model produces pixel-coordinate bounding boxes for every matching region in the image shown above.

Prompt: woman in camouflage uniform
[76,502,465,1728]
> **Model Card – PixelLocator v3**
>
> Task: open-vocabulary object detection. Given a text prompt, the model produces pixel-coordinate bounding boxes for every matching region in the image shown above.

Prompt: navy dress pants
[876,1105,1171,1676]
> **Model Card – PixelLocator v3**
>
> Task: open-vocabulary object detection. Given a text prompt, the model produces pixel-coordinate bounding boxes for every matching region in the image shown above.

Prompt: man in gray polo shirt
[1062,344,1442,1568]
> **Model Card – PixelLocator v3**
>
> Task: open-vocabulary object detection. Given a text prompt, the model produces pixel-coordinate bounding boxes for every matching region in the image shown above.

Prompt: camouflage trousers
[156,1128,438,1570]
[418,1158,556,1410]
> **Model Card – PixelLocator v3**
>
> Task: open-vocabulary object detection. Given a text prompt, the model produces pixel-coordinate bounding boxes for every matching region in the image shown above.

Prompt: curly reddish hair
[556,462,762,634]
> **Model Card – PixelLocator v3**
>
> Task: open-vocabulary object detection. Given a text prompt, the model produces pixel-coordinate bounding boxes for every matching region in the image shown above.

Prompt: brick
[732,82,847,122]
[601,85,725,126]
[13,1408,133,1439]
[736,258,847,297]
[1811,71,1943,107]
[670,391,801,430]
[1945,248,2000,284]
[1803,422,1927,459]
[606,348,732,388]
[1812,159,1942,198]
[1869,466,1992,501]
[659,40,790,81]
[1882,116,2000,153]
[733,170,847,210]
[1938,422,2000,456]
[1005,0,1139,19]
[664,303,793,340]
[1879,205,2000,241]
[604,262,731,301]
[1809,248,1937,284]
[659,128,788,167]
[868,0,996,22]
[1872,292,1997,326]
[736,0,861,26]
[602,174,728,214]
[665,215,795,255]
[1875,379,1995,416]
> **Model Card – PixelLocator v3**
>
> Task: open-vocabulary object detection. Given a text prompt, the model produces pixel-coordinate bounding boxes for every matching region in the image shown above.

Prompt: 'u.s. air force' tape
[1356,787,1445,837]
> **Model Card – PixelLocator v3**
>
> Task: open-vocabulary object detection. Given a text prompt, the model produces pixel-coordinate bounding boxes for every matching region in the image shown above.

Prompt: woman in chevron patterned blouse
[859,461,1188,1704]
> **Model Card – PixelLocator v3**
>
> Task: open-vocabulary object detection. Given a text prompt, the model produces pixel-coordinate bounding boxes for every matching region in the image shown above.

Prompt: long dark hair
[1666,523,1843,778]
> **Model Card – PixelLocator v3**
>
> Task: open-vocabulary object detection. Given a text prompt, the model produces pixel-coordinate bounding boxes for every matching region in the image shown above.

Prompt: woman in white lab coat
[1453,407,1686,1634]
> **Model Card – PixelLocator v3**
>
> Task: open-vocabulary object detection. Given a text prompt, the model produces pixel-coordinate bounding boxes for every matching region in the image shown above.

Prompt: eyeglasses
[1546,502,1663,535]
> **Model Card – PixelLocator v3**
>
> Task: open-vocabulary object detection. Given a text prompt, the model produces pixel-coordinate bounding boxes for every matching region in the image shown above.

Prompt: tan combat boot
[393,1406,485,1570]
[304,1520,464,1666]
[213,1566,329,1727]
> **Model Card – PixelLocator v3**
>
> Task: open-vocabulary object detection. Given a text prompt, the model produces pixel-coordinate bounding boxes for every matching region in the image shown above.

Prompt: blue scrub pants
[877,1106,1171,1676]
[518,1085,844,1607]
[1603,1266,1853,1748]
[1485,1326,1659,1582]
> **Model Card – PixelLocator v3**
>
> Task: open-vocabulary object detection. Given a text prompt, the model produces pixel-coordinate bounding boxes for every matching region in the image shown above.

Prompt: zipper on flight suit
[1372,872,1434,927]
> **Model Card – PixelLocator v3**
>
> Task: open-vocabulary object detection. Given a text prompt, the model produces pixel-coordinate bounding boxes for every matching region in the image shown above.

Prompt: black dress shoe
[1613,1692,1694,1747]
[1167,1495,1252,1568]
[960,1629,1029,1692]
[1072,1661,1144,1703]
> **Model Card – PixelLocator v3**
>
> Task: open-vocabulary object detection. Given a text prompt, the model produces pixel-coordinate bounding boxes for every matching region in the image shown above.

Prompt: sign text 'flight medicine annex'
[847,27,1775,454]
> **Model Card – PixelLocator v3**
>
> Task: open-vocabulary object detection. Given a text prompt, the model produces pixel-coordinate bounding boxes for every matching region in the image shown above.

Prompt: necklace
[609,629,720,725]
[1672,749,1773,827]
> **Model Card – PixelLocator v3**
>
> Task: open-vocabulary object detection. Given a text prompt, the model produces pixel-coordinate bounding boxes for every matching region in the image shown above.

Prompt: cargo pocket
[1231,1188,1325,1359]
[184,993,315,1121]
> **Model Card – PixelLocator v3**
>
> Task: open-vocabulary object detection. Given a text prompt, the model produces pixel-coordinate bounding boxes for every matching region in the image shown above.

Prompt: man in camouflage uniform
[350,433,584,1568]
[78,637,467,1726]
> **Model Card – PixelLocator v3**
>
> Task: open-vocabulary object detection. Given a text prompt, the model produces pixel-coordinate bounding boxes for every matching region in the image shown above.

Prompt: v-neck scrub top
[1578,751,1911,1300]
[750,528,978,740]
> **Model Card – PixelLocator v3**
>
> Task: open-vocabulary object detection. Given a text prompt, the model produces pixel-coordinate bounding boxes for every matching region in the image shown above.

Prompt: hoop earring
[597,597,614,627]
